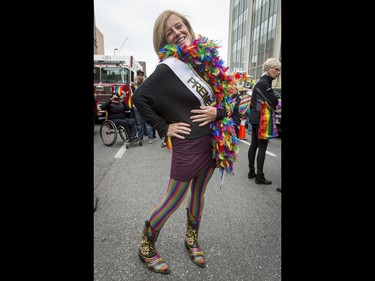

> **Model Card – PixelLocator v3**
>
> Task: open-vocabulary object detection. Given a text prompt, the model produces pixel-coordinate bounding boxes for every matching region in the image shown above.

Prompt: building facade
[94,14,104,55]
[228,0,281,87]
[93,14,147,76]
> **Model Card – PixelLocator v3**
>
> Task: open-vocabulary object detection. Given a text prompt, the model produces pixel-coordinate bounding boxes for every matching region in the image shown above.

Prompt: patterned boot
[138,221,170,274]
[185,208,206,267]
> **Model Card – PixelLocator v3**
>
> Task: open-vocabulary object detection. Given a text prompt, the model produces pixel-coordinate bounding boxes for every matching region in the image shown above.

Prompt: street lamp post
[113,36,128,56]
[117,36,129,55]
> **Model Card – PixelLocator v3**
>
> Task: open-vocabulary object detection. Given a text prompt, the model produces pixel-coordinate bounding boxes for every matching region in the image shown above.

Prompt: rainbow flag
[117,86,123,96]
[126,87,133,108]
[112,85,121,96]
[238,94,251,117]
[166,136,172,150]
[258,102,278,139]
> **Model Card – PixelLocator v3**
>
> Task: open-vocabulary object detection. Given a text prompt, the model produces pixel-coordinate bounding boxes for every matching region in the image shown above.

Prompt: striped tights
[149,166,215,231]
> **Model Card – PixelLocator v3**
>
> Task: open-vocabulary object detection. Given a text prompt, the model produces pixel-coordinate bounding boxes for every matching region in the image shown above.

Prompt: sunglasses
[269,67,280,72]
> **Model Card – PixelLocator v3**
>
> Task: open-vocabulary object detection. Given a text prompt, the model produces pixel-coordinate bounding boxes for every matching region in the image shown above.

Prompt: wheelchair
[99,118,142,148]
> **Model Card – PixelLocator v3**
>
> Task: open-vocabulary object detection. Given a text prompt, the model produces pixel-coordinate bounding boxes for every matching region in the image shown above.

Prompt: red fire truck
[94,55,143,123]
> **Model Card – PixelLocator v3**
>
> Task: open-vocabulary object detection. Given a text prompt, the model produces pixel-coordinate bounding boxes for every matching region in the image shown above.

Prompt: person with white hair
[247,58,281,185]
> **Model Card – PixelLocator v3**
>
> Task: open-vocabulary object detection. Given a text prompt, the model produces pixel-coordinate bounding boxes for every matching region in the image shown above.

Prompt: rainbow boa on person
[158,35,240,181]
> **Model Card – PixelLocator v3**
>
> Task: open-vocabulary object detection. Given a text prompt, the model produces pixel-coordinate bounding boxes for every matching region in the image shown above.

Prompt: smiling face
[164,14,192,47]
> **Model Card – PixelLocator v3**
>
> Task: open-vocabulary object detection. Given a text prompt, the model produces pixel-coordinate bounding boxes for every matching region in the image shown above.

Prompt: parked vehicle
[94,55,143,123]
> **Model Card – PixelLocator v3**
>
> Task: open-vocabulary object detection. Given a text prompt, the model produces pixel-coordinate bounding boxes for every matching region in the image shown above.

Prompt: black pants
[247,125,269,175]
[112,118,137,139]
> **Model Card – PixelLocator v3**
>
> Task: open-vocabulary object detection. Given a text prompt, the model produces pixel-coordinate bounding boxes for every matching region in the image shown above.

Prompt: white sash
[160,57,214,106]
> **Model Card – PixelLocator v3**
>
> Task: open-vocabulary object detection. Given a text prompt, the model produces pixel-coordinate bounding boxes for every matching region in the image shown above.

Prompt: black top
[100,100,131,120]
[133,63,225,139]
[249,75,279,125]
[232,93,241,126]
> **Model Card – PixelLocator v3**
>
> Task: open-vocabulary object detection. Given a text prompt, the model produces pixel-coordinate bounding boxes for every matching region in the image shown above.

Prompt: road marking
[238,139,278,157]
[114,144,127,158]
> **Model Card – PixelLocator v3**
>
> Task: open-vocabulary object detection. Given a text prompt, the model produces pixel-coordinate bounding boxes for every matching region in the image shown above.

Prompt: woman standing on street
[247,58,281,185]
[133,10,238,274]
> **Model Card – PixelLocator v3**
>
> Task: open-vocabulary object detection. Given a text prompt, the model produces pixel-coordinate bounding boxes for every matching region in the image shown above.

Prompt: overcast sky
[94,0,231,76]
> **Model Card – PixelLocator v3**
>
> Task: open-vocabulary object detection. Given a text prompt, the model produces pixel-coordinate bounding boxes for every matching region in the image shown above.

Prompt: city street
[94,124,281,281]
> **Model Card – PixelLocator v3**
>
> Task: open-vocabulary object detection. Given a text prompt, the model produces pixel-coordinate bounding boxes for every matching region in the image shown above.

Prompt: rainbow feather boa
[158,35,240,179]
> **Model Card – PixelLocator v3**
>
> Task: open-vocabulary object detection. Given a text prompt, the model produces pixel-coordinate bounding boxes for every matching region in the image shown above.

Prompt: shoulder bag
[255,88,278,139]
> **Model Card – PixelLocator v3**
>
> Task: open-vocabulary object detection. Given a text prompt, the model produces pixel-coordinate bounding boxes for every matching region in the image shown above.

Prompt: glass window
[264,1,270,19]
[94,67,100,83]
[101,67,129,84]
[273,0,279,14]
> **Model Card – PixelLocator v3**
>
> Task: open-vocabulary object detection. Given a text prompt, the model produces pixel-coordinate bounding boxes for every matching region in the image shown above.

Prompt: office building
[228,0,281,87]
[94,14,104,55]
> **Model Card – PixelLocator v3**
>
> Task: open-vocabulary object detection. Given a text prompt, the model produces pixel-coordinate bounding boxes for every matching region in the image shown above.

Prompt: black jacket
[248,75,279,125]
[232,93,241,126]
[100,100,131,120]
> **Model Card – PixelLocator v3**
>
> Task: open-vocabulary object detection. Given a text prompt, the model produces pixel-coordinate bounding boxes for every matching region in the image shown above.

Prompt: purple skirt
[170,134,215,181]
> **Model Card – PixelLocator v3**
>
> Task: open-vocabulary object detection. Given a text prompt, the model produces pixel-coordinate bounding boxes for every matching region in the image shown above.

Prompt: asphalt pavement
[94,127,281,281]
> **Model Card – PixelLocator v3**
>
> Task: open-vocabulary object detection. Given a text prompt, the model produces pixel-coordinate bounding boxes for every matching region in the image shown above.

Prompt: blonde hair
[153,10,196,55]
[263,58,281,72]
